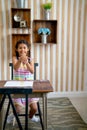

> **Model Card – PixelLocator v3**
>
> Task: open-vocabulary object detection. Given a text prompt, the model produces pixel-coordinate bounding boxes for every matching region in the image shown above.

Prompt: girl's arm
[12,56,21,71]
[26,58,34,73]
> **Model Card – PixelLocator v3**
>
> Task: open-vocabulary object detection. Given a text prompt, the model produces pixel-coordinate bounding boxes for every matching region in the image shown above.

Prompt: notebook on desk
[4,81,33,88]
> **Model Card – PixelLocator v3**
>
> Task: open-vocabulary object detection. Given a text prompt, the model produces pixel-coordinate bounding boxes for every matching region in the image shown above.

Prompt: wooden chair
[3,63,44,130]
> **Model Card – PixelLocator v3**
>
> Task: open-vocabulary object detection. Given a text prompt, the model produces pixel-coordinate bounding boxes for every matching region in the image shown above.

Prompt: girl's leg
[13,98,24,113]
[7,104,22,125]
[29,102,37,118]
[14,104,22,113]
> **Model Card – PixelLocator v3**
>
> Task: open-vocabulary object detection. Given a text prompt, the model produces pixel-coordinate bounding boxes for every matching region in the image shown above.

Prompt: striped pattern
[13,63,34,80]
[13,69,34,80]
[0,0,87,93]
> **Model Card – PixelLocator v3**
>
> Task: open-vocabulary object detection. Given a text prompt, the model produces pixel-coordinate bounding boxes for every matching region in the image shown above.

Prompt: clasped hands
[19,54,29,64]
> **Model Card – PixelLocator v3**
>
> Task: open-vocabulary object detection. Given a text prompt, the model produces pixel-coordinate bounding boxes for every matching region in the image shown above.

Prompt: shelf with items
[12,34,31,56]
[11,8,31,28]
[33,20,57,44]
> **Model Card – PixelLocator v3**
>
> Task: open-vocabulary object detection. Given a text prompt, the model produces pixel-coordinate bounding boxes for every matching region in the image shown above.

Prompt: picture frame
[20,20,27,27]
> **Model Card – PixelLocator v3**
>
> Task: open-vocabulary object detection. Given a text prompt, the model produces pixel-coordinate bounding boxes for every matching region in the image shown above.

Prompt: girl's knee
[30,103,38,113]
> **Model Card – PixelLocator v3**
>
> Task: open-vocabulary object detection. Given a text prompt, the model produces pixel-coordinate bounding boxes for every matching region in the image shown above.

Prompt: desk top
[0,80,53,93]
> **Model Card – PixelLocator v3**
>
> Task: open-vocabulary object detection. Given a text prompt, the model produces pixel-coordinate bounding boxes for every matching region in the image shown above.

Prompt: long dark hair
[15,39,31,59]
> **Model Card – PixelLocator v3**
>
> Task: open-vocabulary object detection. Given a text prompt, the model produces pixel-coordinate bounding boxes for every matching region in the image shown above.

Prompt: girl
[7,40,39,124]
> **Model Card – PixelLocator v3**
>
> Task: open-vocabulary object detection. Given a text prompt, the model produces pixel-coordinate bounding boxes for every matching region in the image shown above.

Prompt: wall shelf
[11,8,31,28]
[12,34,31,56]
[11,8,31,57]
[33,20,57,44]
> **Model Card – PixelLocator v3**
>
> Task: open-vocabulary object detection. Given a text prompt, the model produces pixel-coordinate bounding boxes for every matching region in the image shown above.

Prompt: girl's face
[16,43,29,57]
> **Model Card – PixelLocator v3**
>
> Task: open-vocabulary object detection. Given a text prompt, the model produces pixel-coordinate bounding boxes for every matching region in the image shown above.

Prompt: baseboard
[47,91,87,98]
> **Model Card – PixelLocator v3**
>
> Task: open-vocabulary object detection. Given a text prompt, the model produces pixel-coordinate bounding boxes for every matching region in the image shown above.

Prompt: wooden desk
[0,80,53,130]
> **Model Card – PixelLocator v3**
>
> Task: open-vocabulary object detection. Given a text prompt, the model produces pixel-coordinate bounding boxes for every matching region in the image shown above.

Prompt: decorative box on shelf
[12,34,31,56]
[33,20,57,44]
[11,8,31,28]
[11,8,31,57]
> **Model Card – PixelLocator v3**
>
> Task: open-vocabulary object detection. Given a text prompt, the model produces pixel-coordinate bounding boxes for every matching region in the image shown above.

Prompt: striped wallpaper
[0,0,87,93]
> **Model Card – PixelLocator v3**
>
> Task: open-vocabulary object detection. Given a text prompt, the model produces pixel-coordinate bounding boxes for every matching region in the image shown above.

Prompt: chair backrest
[9,63,38,80]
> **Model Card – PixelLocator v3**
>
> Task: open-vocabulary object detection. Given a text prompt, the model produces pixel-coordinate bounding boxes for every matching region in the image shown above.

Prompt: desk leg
[25,94,28,130]
[7,95,23,130]
[0,107,4,130]
[0,95,4,130]
[43,93,47,130]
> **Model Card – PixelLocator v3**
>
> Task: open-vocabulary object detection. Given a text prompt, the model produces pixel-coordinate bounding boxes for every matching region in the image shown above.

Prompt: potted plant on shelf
[42,2,52,20]
[42,2,52,10]
[38,27,51,44]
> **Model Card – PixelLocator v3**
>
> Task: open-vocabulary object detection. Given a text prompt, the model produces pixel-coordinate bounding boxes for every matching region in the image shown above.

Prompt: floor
[70,97,87,124]
[4,97,87,130]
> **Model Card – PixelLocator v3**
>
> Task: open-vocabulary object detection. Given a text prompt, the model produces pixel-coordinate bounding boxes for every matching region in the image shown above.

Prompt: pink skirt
[13,98,39,106]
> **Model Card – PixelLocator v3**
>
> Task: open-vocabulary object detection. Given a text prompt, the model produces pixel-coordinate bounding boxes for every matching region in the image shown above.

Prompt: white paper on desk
[4,81,33,88]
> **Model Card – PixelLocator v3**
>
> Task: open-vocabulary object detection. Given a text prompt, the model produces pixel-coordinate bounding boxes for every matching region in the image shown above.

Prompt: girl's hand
[19,55,28,64]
